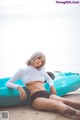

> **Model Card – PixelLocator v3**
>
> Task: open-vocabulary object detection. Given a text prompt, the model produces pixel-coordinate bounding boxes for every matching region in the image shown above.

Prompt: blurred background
[0,0,80,77]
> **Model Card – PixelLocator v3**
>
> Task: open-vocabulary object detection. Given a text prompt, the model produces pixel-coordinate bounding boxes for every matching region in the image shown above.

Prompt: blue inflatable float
[0,72,80,107]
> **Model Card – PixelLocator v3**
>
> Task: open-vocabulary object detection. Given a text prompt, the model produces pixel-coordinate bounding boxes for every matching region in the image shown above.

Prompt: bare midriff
[26,81,46,96]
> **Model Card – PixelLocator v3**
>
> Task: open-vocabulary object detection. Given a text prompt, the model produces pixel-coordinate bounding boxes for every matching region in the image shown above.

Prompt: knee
[63,99,69,104]
[54,101,65,108]
[57,101,64,105]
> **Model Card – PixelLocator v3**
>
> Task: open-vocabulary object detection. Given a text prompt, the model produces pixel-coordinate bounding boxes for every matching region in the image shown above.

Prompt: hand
[17,86,27,101]
[50,86,57,95]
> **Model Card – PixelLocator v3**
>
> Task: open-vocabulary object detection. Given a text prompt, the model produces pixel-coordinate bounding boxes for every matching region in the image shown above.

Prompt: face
[32,57,45,68]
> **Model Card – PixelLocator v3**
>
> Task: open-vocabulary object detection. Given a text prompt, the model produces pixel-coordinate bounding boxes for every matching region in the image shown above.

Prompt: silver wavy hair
[26,52,46,67]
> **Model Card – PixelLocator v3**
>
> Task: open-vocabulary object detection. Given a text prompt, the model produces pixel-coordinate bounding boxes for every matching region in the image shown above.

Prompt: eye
[41,59,44,63]
[37,57,44,63]
[37,57,41,59]
[41,59,43,62]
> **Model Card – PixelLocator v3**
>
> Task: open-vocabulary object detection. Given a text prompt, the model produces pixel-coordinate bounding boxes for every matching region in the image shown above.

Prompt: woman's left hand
[50,86,57,95]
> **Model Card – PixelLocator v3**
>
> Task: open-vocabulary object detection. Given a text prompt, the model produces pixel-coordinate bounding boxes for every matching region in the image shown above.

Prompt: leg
[49,94,80,110]
[32,97,80,119]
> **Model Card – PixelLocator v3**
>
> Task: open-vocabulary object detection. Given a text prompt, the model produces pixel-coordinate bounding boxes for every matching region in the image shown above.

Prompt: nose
[38,59,41,64]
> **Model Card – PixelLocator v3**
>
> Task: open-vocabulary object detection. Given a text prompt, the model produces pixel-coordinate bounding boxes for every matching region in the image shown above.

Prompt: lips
[36,62,40,65]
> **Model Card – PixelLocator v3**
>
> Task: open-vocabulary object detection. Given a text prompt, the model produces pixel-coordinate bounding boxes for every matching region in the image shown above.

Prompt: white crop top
[5,66,53,89]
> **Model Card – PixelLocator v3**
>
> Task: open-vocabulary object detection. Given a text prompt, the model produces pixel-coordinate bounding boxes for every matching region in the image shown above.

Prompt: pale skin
[17,57,80,119]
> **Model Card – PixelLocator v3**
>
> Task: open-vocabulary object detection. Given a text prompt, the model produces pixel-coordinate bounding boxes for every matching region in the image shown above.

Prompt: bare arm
[5,69,27,100]
[50,86,57,95]
[5,69,22,89]
[42,68,57,94]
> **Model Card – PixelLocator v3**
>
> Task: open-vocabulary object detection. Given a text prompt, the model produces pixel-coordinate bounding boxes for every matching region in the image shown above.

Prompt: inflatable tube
[0,72,80,107]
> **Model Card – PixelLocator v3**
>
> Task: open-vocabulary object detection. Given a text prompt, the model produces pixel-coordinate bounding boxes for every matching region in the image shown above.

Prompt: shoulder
[20,66,36,73]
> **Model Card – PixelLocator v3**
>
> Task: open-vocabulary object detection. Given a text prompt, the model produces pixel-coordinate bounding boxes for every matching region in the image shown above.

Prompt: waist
[26,81,45,95]
[30,88,46,96]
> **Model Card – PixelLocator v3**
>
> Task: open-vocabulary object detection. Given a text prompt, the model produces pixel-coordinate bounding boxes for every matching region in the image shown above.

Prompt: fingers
[20,92,27,101]
[18,86,27,101]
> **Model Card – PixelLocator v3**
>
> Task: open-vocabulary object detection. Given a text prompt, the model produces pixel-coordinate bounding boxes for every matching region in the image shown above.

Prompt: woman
[6,52,80,119]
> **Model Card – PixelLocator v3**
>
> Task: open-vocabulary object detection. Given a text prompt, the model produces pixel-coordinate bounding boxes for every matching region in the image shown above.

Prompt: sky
[0,0,80,77]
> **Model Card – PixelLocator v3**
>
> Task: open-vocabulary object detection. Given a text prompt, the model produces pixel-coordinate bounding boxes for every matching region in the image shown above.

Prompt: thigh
[49,94,80,110]
[32,97,67,111]
[49,94,80,103]
[49,94,65,102]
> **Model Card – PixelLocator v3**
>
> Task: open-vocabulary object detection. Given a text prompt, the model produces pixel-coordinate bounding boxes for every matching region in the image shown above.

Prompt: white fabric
[5,66,53,89]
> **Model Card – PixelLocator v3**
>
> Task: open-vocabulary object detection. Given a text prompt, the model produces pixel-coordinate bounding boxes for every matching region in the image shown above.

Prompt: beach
[0,89,80,120]
[0,1,80,119]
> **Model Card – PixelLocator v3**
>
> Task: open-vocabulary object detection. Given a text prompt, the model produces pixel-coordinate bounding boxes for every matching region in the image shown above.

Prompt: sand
[0,90,80,120]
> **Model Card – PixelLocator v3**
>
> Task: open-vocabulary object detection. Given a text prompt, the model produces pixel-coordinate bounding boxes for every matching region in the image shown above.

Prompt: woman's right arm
[5,69,27,100]
[5,69,22,89]
[17,86,26,100]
